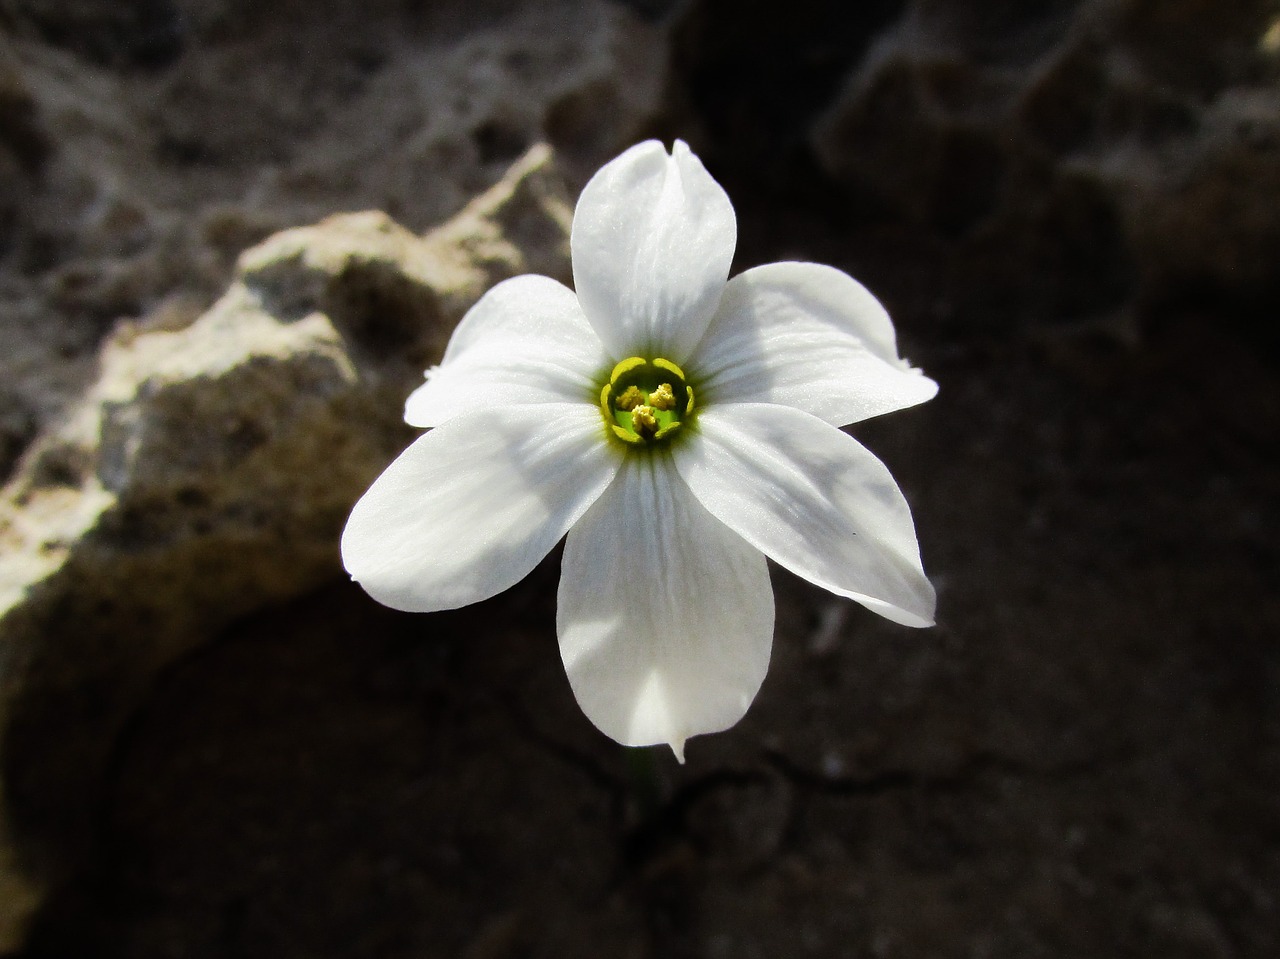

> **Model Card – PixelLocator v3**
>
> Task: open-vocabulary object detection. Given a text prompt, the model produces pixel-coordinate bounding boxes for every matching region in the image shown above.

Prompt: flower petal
[691,262,938,427]
[674,403,935,628]
[404,275,607,428]
[557,453,773,761]
[342,404,618,612]
[571,140,736,362]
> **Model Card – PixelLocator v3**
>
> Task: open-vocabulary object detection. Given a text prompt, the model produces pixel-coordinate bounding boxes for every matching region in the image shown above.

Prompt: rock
[0,0,667,483]
[1127,86,1280,305]
[807,0,1280,333]
[0,1,666,944]
[0,143,573,949]
[4,0,186,68]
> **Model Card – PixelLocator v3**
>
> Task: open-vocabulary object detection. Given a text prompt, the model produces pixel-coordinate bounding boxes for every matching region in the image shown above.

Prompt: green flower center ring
[599,356,696,446]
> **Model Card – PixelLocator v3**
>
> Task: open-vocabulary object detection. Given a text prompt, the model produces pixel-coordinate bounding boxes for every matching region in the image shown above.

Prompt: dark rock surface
[676,0,1280,344]
[0,147,580,945]
[1,0,1277,956]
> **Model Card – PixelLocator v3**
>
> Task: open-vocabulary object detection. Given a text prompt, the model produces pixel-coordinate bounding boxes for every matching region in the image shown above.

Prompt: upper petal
[557,453,773,761]
[674,403,935,628]
[404,275,607,428]
[342,403,618,612]
[690,262,937,426]
[571,140,736,363]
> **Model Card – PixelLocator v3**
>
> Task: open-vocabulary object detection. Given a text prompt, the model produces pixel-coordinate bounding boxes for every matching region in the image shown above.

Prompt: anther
[630,404,658,436]
[648,383,675,410]
[617,385,646,411]
[600,356,694,448]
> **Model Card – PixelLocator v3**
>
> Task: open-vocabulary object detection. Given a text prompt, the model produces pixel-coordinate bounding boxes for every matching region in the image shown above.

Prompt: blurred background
[0,0,1277,956]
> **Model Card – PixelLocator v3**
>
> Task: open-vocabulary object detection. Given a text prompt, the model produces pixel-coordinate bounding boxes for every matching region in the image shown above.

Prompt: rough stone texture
[805,0,1280,335]
[0,0,1278,957]
[0,144,574,948]
[0,0,665,481]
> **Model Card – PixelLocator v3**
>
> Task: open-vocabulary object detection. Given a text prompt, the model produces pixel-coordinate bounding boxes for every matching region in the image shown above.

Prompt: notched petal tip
[571,138,736,362]
[557,457,773,758]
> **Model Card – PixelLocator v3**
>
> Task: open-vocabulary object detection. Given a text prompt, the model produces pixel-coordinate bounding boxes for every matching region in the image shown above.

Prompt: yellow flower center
[599,356,696,446]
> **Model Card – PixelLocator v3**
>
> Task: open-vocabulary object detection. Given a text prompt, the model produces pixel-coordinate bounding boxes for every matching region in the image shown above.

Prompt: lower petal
[342,404,618,612]
[556,454,774,761]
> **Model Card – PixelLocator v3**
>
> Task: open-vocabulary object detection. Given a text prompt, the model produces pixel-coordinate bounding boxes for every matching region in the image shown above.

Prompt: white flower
[341,140,937,761]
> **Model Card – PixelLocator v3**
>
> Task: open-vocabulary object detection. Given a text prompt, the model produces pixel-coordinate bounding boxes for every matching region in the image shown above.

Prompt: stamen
[617,385,646,411]
[652,358,686,382]
[648,383,675,410]
[611,424,643,445]
[599,356,695,449]
[630,404,658,436]
[610,356,647,384]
